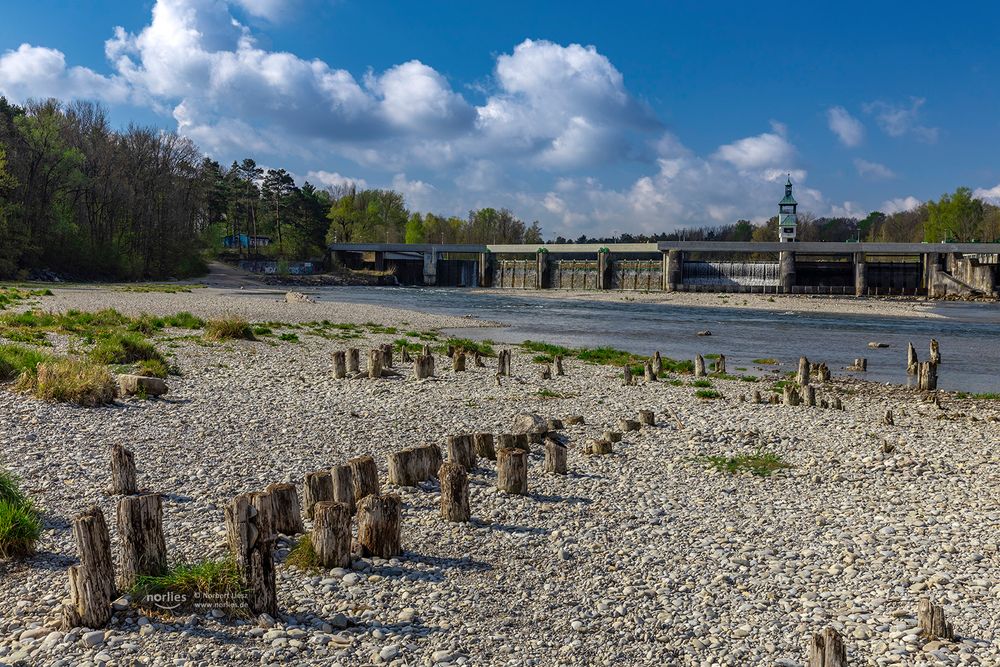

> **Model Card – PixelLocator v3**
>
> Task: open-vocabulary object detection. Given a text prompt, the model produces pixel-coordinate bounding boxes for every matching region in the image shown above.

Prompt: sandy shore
[478,288,947,320]
[1,287,999,666]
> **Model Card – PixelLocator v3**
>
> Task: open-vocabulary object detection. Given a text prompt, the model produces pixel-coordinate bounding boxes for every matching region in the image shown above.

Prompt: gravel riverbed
[1,288,999,667]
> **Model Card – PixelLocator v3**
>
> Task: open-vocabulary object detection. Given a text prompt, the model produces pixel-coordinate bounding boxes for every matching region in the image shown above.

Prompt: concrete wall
[946,254,998,295]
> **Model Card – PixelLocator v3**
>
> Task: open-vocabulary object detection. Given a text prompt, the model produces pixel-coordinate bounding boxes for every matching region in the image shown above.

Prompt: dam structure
[329,241,1000,298]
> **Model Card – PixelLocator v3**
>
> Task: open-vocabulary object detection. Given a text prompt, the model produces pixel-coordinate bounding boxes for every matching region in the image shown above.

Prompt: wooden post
[357,494,402,558]
[349,455,379,502]
[652,351,662,375]
[116,493,167,590]
[452,351,466,372]
[694,355,706,377]
[907,342,918,375]
[388,445,441,486]
[603,430,622,442]
[543,439,567,474]
[554,355,565,376]
[617,418,641,432]
[415,354,434,379]
[643,360,657,382]
[302,471,334,519]
[496,449,528,495]
[586,439,613,455]
[917,598,954,640]
[751,390,762,404]
[368,349,383,380]
[806,627,847,667]
[817,363,831,382]
[638,410,655,426]
[346,348,360,373]
[225,492,277,616]
[783,385,801,407]
[474,351,486,367]
[330,464,355,514]
[265,483,304,535]
[539,364,552,380]
[918,361,938,390]
[446,434,477,470]
[60,507,115,630]
[474,433,496,460]
[498,350,511,376]
[311,501,351,568]
[929,338,941,364]
[110,444,137,495]
[401,346,412,363]
[379,343,393,368]
[802,385,816,407]
[332,351,347,379]
[623,364,633,386]
[438,463,470,522]
[797,356,810,386]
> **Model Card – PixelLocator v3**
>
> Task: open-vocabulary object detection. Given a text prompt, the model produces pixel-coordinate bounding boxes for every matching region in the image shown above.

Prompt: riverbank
[1,285,999,665]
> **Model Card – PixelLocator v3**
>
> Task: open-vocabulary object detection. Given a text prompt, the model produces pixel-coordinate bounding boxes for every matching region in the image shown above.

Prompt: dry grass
[204,317,256,341]
[18,357,117,406]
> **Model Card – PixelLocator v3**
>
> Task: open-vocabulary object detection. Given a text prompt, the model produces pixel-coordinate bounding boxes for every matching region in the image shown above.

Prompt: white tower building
[778,176,797,243]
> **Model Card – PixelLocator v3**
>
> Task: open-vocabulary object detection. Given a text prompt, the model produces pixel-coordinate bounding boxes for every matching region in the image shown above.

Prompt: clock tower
[778,176,797,243]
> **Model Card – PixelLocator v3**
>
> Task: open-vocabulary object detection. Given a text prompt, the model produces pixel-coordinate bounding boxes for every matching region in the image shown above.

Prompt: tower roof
[780,175,797,205]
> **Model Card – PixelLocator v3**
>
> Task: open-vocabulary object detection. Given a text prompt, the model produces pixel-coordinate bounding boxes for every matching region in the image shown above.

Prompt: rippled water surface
[303,287,1000,393]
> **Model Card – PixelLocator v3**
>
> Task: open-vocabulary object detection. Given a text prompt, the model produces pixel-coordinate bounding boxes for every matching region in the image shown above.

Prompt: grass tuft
[0,470,43,559]
[0,344,51,382]
[205,317,256,341]
[694,389,723,399]
[131,558,246,614]
[285,537,320,570]
[752,358,779,365]
[90,333,165,365]
[443,338,494,357]
[19,358,117,406]
[701,448,790,476]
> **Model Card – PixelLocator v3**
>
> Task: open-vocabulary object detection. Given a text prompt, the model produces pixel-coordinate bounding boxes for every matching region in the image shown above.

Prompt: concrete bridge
[329,241,1000,297]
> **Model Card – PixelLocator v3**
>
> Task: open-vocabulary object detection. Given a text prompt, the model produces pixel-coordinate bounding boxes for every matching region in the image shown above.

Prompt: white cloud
[232,0,290,21]
[829,201,867,218]
[826,106,864,147]
[306,170,368,191]
[392,173,436,210]
[863,98,938,143]
[880,196,922,214]
[0,43,129,104]
[712,131,795,170]
[854,158,895,179]
[973,184,1000,205]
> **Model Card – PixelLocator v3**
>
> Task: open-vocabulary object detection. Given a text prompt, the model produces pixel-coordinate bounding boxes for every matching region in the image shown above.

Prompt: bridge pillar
[422,250,438,286]
[597,249,611,289]
[664,249,683,292]
[854,252,867,296]
[478,251,493,288]
[536,250,551,289]
[373,251,386,271]
[779,251,796,293]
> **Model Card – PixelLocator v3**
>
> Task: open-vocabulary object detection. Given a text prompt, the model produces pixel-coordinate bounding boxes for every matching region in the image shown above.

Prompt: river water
[309,287,1000,393]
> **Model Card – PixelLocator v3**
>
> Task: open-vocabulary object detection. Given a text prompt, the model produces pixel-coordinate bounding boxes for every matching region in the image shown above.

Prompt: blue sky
[2,0,999,237]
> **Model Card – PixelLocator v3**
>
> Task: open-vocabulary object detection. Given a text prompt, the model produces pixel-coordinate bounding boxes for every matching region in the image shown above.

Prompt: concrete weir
[329,241,1000,297]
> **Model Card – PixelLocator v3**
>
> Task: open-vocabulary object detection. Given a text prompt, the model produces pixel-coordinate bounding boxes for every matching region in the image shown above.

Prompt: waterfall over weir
[682,261,780,287]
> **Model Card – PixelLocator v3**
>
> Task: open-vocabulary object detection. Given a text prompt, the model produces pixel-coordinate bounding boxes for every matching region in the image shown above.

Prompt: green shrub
[701,449,790,476]
[0,470,43,559]
[694,389,723,399]
[0,344,51,382]
[521,340,572,357]
[690,379,713,388]
[205,317,256,341]
[278,333,299,343]
[131,559,246,613]
[443,338,494,356]
[135,358,170,379]
[126,314,166,335]
[532,354,553,364]
[19,358,117,406]
[163,312,204,329]
[90,333,164,365]
[752,358,778,365]
[576,346,636,366]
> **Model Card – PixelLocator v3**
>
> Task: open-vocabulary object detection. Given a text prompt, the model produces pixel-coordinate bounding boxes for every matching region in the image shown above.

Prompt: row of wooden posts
[331,344,516,382]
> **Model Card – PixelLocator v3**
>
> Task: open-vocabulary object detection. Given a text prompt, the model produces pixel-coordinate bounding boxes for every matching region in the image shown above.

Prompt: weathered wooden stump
[110,444,137,495]
[651,351,662,375]
[623,364,633,386]
[831,396,844,410]
[368,349,383,380]
[603,430,622,443]
[883,409,894,426]
[116,494,166,591]
[694,354,706,377]
[379,343,393,368]
[349,455,379,501]
[225,492,277,616]
[617,418,641,432]
[498,349,512,376]
[332,351,347,379]
[496,449,528,495]
[414,354,435,379]
[452,351,466,372]
[907,342,918,375]
[302,471,334,519]
[546,418,564,431]
[850,357,867,371]
[806,627,847,667]
[820,398,829,409]
[803,384,816,407]
[446,434,477,470]
[539,364,552,380]
[751,390,762,404]
[929,338,941,365]
[783,385,801,407]
[311,501,351,568]
[474,433,496,460]
[421,344,432,357]
[643,360,656,382]
[638,410,655,426]
[357,494,402,558]
[543,438,568,474]
[797,356,810,386]
[346,348,360,373]
[330,464,355,514]
[564,415,585,426]
[918,598,954,640]
[918,361,938,390]
[401,346,412,363]
[60,506,115,630]
[388,445,442,486]
[554,355,565,375]
[265,483,304,535]
[438,463,470,522]
[587,439,613,455]
[474,351,486,367]
[714,354,727,374]
[817,363,831,382]
[497,433,515,452]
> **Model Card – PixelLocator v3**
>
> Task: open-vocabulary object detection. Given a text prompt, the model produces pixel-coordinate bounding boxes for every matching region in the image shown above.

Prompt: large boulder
[512,412,547,435]
[285,291,315,303]
[117,374,168,397]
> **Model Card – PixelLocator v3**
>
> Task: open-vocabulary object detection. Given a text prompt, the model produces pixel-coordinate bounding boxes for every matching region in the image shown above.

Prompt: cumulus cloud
[713,130,795,170]
[854,158,895,179]
[880,196,922,214]
[0,43,129,104]
[863,97,939,143]
[826,106,864,147]
[973,184,1000,205]
[306,170,368,191]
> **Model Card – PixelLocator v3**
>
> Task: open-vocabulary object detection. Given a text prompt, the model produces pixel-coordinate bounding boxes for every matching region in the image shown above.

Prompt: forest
[1,97,998,280]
